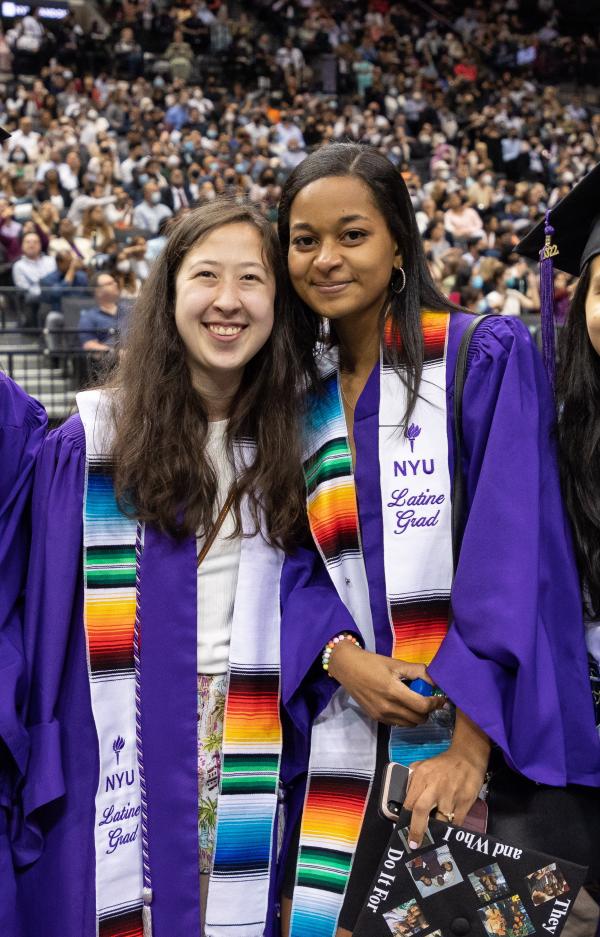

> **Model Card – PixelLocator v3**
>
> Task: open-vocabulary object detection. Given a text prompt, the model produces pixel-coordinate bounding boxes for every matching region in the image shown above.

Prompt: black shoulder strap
[452,314,494,571]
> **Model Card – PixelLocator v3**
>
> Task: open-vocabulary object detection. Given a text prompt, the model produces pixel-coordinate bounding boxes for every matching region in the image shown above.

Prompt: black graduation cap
[517,162,600,277]
[0,126,10,142]
[354,819,588,937]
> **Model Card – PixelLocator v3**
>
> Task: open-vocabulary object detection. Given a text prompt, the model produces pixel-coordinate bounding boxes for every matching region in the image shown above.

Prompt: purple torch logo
[113,736,125,766]
[406,423,422,453]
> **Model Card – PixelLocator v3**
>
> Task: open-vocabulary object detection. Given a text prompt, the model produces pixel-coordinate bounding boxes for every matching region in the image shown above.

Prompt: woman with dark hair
[519,161,600,730]
[277,144,600,936]
[13,200,357,936]
[34,167,72,213]
[559,262,600,673]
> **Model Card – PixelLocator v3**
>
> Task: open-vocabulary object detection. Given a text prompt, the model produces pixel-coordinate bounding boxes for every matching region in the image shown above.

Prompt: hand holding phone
[379,761,488,834]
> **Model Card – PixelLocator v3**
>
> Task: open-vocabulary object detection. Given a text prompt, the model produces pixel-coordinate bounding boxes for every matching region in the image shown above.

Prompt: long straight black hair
[277,143,457,425]
[556,265,600,616]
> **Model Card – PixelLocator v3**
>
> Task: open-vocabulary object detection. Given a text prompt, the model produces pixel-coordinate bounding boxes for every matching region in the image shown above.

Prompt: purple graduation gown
[353,312,600,785]
[0,375,46,937]
[12,414,356,937]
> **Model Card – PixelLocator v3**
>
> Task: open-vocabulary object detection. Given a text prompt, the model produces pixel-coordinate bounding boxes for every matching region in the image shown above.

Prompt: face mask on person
[234,161,248,173]
[150,192,162,205]
[184,141,196,152]
[138,173,149,186]
[207,130,218,139]
[438,170,450,181]
[117,260,131,273]
[471,274,484,289]
[13,152,26,163]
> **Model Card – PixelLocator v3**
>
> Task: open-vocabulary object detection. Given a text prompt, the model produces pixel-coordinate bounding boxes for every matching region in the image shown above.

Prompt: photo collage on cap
[383,828,465,937]
[354,820,584,937]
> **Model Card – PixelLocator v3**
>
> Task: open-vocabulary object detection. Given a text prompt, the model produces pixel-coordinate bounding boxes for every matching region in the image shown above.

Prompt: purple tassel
[539,211,557,390]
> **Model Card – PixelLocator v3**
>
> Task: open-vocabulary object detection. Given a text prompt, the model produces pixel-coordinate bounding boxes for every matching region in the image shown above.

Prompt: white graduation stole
[290,312,453,936]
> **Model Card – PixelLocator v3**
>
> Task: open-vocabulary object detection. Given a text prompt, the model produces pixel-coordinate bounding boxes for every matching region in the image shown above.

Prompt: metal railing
[0,281,117,421]
[0,336,107,420]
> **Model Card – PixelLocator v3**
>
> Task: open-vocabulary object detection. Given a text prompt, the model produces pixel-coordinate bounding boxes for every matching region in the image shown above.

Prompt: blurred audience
[0,0,598,318]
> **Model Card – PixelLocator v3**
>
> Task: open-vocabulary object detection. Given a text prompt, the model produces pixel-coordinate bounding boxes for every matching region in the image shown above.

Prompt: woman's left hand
[402,707,491,848]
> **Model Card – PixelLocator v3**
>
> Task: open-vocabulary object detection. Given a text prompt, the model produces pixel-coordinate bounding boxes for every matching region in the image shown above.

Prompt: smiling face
[586,255,600,356]
[287,176,401,332]
[174,222,275,397]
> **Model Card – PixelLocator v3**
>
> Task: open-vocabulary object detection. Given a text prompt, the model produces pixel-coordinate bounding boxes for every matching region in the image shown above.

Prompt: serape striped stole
[290,312,453,937]
[79,390,284,937]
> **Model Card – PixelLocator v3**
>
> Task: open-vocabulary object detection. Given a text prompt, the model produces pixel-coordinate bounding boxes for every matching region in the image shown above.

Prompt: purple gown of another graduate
[0,375,46,937]
[12,414,357,937]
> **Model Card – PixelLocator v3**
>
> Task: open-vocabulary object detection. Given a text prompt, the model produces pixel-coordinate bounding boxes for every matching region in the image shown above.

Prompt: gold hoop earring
[390,267,406,294]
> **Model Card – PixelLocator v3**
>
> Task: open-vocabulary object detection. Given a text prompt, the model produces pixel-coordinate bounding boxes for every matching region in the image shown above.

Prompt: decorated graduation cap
[355,819,587,937]
[517,162,600,389]
[0,126,10,142]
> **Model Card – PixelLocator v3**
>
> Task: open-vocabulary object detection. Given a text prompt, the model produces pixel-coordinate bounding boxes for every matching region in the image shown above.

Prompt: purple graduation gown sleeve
[15,416,98,935]
[429,314,600,786]
[0,376,46,937]
[280,545,361,736]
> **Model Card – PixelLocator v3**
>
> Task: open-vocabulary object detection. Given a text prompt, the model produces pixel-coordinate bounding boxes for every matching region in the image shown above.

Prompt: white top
[196,420,241,674]
[12,253,57,296]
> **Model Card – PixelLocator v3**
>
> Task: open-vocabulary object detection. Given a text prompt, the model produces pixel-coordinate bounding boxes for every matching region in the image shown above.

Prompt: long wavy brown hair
[108,200,307,549]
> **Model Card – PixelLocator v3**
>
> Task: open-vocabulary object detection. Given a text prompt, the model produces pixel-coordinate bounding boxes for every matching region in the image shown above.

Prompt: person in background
[113,252,141,298]
[48,217,94,266]
[40,250,89,351]
[12,230,56,326]
[0,197,22,263]
[78,204,115,254]
[118,234,150,282]
[444,193,485,245]
[145,215,172,264]
[132,180,173,234]
[162,167,194,213]
[78,271,129,353]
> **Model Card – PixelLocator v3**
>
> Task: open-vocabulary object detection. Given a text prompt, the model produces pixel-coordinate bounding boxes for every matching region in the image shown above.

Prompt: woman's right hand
[327,641,445,726]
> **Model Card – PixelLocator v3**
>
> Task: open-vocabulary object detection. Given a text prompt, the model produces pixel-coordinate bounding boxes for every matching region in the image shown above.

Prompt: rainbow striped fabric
[98,903,143,937]
[291,312,453,936]
[211,666,281,879]
[82,450,144,937]
[304,371,361,567]
[85,461,138,680]
[80,391,285,937]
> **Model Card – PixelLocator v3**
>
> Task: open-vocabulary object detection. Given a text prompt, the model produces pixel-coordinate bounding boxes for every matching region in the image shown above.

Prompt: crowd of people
[0,0,598,341]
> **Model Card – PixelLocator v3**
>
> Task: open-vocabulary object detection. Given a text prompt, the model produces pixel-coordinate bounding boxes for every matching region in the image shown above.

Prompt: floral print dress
[197,672,227,872]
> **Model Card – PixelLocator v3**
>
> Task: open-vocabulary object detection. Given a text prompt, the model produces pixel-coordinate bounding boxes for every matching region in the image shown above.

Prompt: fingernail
[409,840,419,849]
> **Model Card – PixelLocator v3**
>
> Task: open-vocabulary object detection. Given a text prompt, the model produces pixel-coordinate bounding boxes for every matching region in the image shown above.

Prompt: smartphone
[379,761,411,822]
[379,761,488,834]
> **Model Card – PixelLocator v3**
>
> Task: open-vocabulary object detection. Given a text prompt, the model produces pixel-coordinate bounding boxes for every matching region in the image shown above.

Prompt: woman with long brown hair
[14,200,356,936]
[79,203,115,253]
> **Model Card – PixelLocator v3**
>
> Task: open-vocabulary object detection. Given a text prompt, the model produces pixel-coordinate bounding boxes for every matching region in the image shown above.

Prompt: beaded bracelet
[322,632,362,675]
